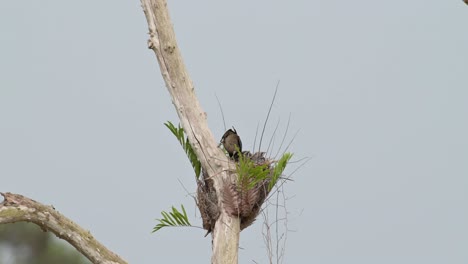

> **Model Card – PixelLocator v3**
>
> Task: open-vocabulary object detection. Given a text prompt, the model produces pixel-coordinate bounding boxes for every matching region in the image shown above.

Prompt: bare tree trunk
[140,1,240,263]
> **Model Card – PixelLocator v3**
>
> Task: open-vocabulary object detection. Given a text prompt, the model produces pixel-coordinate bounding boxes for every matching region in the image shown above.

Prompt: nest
[196,151,274,235]
[196,169,219,236]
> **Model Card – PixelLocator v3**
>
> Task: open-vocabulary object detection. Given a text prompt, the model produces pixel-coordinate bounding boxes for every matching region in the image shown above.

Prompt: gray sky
[1,1,468,263]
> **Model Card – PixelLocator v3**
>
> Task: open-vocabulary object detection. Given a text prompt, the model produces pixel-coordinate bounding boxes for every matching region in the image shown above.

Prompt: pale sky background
[1,1,468,263]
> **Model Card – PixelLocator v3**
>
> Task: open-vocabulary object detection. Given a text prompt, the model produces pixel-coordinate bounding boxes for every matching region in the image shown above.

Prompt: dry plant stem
[140,1,239,263]
[0,192,127,264]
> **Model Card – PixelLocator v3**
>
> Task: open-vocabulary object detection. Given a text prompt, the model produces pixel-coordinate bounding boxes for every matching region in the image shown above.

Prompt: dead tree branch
[0,192,127,264]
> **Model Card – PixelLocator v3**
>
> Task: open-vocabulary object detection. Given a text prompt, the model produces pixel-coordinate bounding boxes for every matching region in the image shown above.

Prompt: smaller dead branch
[0,192,127,264]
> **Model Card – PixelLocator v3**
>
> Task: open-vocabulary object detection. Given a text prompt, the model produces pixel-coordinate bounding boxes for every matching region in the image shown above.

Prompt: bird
[219,128,242,160]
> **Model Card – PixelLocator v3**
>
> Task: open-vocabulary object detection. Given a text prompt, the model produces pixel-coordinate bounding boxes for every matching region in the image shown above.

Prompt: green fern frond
[164,121,202,178]
[268,152,293,191]
[236,150,270,190]
[153,205,192,233]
